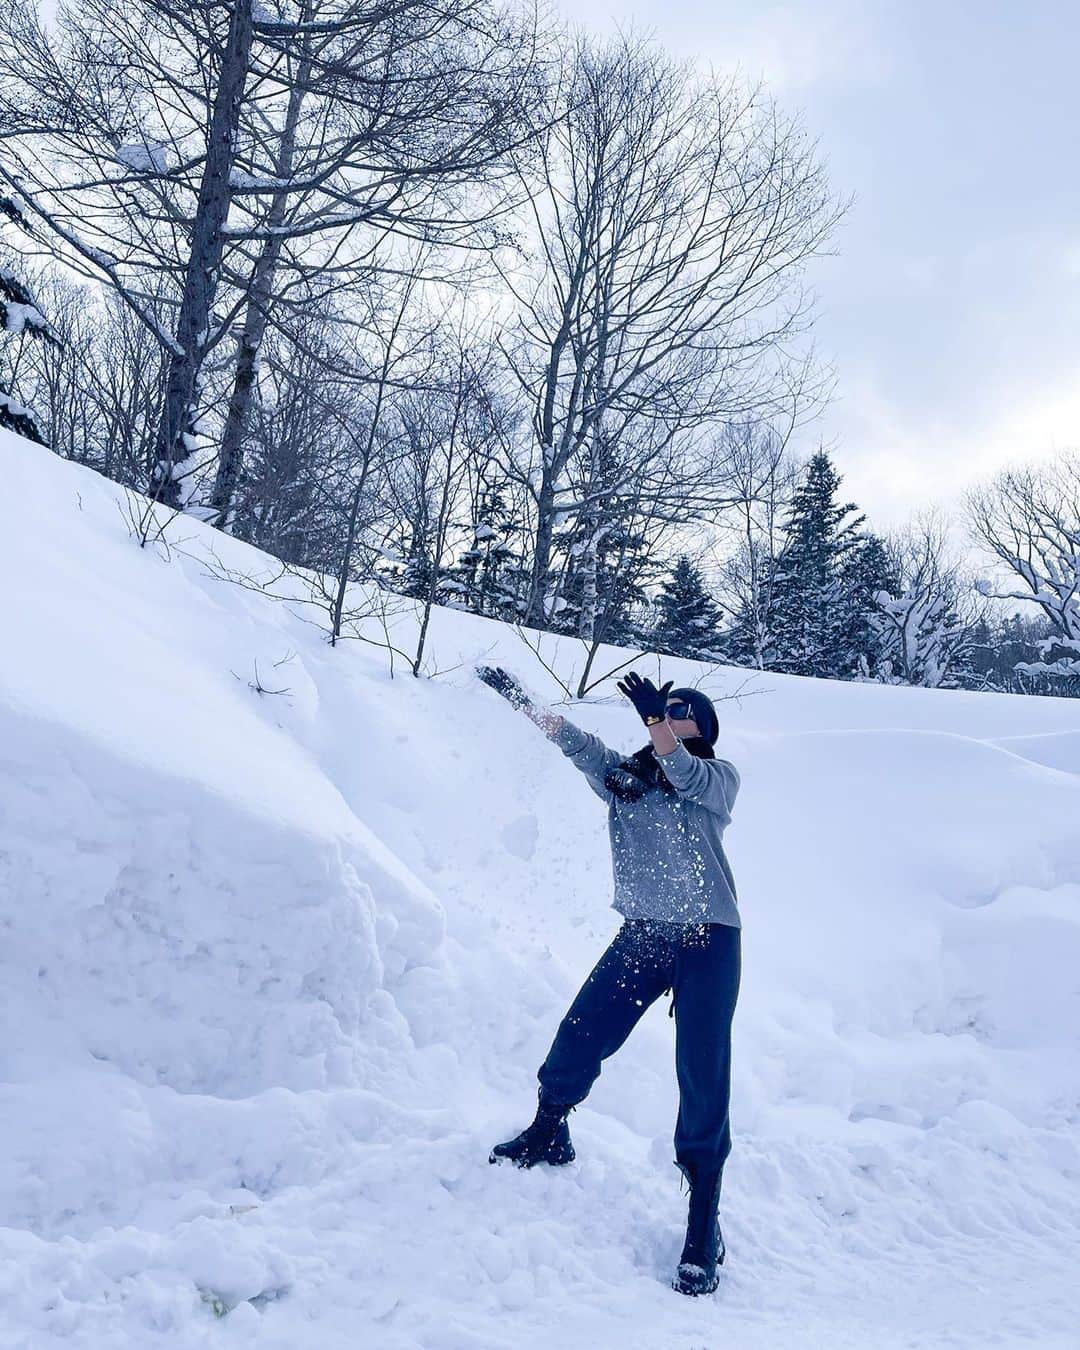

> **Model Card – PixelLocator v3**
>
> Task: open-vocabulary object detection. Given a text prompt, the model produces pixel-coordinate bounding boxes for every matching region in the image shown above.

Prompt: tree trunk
[149,0,255,508]
[525,473,557,627]
[330,471,369,646]
[575,637,602,698]
[210,5,313,528]
[577,519,601,643]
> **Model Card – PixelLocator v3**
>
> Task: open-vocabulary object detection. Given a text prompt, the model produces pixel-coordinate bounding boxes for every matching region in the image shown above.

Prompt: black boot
[672,1163,725,1296]
[489,1093,575,1168]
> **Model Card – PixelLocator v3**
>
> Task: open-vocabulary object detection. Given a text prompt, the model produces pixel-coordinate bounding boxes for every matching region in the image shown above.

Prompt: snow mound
[1,702,384,1100]
[991,728,1080,776]
[1,431,1079,1349]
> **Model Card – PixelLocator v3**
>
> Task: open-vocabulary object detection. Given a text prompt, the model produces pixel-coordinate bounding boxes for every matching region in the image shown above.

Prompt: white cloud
[571,0,890,93]
[828,364,1080,531]
[716,2,891,93]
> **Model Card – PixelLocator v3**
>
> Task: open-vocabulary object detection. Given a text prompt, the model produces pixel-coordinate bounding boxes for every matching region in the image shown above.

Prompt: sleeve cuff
[653,740,696,784]
[551,719,590,755]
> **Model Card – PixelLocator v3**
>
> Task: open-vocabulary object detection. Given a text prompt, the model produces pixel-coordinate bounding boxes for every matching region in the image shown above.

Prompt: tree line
[1,1,1076,696]
[645,448,1080,697]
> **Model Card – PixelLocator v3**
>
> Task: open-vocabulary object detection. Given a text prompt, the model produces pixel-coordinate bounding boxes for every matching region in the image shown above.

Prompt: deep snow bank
[1,431,1079,1350]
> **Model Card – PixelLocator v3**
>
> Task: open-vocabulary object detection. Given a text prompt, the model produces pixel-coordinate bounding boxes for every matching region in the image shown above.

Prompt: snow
[227,169,287,192]
[116,143,171,175]
[1,429,1079,1348]
[0,390,34,420]
[2,301,48,335]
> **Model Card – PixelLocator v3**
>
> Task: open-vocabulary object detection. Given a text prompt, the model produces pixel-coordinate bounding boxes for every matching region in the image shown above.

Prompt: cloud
[704,1,891,93]
[828,363,1080,530]
[573,0,891,94]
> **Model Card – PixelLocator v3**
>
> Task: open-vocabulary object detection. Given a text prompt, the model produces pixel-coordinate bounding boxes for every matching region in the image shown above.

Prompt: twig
[231,659,292,697]
[513,623,574,701]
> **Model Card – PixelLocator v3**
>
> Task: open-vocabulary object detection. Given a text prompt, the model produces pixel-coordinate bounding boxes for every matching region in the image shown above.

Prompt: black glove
[616,671,673,725]
[476,665,534,712]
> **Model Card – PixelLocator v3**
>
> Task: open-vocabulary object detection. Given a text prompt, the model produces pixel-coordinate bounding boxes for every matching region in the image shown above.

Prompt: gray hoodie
[552,720,741,928]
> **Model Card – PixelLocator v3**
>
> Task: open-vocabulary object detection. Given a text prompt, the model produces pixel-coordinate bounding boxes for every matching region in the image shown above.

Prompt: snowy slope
[1,430,1079,1350]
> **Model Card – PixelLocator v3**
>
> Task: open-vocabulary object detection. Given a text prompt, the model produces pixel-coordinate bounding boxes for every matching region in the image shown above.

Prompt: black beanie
[669,686,719,746]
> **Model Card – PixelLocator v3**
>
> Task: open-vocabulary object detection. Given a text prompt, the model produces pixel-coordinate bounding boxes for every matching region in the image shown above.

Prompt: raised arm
[618,671,739,820]
[544,717,622,799]
[476,666,620,800]
[521,705,565,738]
[653,741,740,820]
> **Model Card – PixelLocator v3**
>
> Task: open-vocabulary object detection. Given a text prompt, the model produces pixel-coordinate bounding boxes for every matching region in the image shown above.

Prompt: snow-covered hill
[1,430,1079,1349]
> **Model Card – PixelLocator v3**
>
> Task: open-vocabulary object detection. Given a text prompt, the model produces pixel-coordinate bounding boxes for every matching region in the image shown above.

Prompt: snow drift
[1,430,1079,1349]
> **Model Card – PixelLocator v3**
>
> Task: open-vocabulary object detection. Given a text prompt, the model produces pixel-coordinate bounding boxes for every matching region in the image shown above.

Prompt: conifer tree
[836,533,899,678]
[652,555,725,659]
[768,451,865,676]
[449,482,525,619]
[966,611,1080,696]
[718,539,779,669]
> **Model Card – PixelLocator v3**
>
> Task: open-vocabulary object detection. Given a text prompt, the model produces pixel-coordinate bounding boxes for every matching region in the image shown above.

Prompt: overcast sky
[33,1,1077,533]
[573,0,1080,529]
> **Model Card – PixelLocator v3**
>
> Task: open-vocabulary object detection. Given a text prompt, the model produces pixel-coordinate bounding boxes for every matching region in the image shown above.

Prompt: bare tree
[379,322,508,673]
[874,513,979,688]
[320,280,435,648]
[0,262,168,482]
[0,212,57,441]
[234,272,438,645]
[204,0,546,526]
[499,35,840,628]
[0,0,544,512]
[713,421,801,669]
[968,455,1080,679]
[232,310,371,570]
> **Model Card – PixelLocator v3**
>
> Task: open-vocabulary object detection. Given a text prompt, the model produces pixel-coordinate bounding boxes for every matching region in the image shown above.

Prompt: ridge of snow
[1,430,1079,1349]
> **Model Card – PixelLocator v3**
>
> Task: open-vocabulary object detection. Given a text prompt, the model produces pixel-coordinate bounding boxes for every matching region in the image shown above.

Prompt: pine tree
[652,556,725,659]
[835,533,899,678]
[717,538,779,669]
[446,482,526,619]
[399,539,436,601]
[995,612,1080,697]
[768,451,865,677]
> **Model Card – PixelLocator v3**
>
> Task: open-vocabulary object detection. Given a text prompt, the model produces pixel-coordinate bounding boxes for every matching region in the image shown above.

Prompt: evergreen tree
[836,533,899,678]
[717,595,757,668]
[717,538,781,670]
[962,614,998,690]
[652,555,725,659]
[446,482,526,619]
[997,612,1055,690]
[966,611,1080,697]
[399,538,436,601]
[768,451,865,677]
[550,514,652,644]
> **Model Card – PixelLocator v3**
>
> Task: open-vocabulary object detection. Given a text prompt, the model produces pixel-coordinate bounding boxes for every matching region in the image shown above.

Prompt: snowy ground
[1,430,1079,1349]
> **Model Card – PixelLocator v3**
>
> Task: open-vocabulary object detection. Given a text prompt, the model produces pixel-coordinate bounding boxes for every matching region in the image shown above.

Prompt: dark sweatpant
[537,918,741,1174]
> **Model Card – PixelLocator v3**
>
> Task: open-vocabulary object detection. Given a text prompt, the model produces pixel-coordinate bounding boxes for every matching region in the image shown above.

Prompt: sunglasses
[665,700,695,722]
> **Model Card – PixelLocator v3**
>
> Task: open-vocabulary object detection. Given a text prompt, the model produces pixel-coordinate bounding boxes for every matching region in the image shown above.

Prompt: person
[476,666,742,1297]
